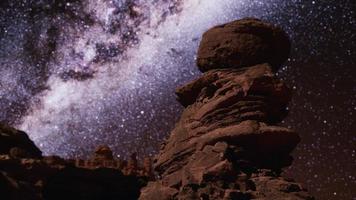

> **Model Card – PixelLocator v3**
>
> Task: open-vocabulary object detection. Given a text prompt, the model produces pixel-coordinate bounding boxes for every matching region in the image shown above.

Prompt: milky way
[0,0,355,199]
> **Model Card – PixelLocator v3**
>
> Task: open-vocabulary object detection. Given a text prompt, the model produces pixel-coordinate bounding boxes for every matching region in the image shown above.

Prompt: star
[0,0,354,199]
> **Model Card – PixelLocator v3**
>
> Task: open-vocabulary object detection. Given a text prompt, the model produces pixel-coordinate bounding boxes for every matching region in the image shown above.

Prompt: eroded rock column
[140,18,314,200]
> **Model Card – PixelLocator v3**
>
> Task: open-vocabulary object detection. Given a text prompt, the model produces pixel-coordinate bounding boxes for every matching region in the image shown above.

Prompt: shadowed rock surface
[0,134,151,200]
[43,167,145,200]
[196,18,291,72]
[139,19,314,200]
[0,123,42,158]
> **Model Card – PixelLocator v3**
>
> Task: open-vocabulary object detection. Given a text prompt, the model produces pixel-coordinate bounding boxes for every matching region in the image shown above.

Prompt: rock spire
[140,18,314,200]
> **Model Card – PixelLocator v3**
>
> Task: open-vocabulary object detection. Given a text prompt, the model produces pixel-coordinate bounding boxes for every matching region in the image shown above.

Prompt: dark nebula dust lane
[0,0,355,199]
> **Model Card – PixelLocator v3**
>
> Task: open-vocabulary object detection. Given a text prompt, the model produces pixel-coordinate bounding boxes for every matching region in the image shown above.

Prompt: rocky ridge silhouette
[0,123,152,200]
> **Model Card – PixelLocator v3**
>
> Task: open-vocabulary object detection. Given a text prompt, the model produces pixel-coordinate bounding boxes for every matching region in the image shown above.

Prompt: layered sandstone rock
[140,18,314,200]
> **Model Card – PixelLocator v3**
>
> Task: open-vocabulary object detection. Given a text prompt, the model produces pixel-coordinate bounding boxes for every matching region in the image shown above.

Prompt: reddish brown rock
[73,146,155,180]
[0,126,152,200]
[140,19,313,200]
[155,64,298,178]
[139,182,178,200]
[93,145,114,160]
[142,157,154,179]
[140,63,309,200]
[176,63,291,122]
[196,18,291,72]
[0,152,148,200]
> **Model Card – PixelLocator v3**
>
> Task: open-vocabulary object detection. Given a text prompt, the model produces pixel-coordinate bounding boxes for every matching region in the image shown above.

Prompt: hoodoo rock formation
[0,18,314,200]
[140,18,314,200]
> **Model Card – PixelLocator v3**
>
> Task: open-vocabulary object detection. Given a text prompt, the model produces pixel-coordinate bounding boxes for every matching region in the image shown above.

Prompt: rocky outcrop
[74,146,155,179]
[0,123,42,158]
[140,18,314,200]
[0,154,146,200]
[0,133,151,200]
[93,145,114,160]
[196,18,291,72]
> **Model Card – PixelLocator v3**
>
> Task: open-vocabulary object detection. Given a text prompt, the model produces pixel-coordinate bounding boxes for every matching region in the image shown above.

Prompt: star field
[0,0,355,199]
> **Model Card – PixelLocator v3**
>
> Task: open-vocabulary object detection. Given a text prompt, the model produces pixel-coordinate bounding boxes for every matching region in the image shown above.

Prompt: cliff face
[139,18,314,200]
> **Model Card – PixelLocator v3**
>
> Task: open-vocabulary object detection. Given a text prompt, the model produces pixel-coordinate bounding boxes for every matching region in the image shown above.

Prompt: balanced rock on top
[140,18,314,200]
[196,18,291,72]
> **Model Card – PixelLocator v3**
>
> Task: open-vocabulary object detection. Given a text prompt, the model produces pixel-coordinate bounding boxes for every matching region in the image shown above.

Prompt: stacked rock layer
[140,18,314,200]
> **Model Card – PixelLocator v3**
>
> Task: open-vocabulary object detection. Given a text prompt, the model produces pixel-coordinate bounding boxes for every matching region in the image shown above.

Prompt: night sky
[0,0,355,199]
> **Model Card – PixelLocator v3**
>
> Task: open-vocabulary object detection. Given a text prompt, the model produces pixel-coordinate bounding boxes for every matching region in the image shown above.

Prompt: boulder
[197,18,291,72]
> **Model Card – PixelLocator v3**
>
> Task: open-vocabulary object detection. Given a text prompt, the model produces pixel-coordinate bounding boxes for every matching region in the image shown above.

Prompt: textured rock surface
[196,18,291,72]
[0,123,42,158]
[156,64,298,177]
[0,127,151,200]
[140,19,314,200]
[0,17,313,200]
[0,152,148,200]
